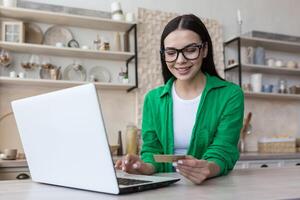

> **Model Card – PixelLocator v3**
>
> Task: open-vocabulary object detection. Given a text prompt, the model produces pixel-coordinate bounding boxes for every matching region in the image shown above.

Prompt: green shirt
[141,73,244,176]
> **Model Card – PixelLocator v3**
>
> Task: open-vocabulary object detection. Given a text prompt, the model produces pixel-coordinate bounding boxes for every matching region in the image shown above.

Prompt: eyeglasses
[161,43,206,63]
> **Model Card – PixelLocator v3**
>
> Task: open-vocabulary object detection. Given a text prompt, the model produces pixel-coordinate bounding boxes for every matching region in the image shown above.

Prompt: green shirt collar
[160,73,227,98]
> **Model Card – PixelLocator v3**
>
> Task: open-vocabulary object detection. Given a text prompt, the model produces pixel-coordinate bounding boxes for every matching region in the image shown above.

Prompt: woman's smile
[173,65,193,75]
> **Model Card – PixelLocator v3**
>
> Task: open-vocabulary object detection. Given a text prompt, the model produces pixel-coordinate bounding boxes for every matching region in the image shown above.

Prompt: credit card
[154,154,186,163]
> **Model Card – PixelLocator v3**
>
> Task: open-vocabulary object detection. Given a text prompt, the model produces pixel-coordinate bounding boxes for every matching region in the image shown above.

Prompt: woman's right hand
[115,154,155,175]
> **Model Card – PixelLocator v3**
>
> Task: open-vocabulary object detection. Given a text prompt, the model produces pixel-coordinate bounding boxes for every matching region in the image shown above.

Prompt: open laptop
[11,84,179,194]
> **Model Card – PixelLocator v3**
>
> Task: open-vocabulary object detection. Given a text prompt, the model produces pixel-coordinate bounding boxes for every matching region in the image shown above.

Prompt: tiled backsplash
[136,8,225,126]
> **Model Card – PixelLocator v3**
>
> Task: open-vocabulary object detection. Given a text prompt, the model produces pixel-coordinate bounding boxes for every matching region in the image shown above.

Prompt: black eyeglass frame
[160,42,207,63]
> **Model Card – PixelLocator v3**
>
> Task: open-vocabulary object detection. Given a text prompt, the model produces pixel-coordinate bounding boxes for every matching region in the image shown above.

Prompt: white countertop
[1,151,300,166]
[0,167,300,200]
[0,152,300,168]
[1,152,300,169]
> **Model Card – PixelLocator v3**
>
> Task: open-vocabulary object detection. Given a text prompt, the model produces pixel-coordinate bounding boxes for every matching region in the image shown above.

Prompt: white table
[0,168,299,200]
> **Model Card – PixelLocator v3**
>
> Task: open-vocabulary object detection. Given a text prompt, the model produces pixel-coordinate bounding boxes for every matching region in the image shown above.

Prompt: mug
[254,47,265,65]
[286,60,297,69]
[262,84,273,93]
[9,71,16,78]
[266,58,275,67]
[275,59,284,67]
[1,149,18,160]
[55,42,64,48]
[250,73,262,93]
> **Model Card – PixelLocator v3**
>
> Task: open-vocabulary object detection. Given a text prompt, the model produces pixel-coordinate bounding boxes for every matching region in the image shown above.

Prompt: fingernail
[122,166,125,171]
[125,160,128,164]
[176,168,180,173]
[178,160,183,164]
[172,162,177,167]
[133,163,138,169]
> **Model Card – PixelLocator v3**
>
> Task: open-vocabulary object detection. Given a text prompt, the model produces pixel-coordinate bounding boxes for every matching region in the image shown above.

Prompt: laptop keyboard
[117,177,152,186]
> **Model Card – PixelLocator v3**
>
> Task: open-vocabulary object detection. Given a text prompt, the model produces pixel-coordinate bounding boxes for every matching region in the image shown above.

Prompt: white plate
[89,66,111,83]
[43,25,74,46]
[63,63,87,81]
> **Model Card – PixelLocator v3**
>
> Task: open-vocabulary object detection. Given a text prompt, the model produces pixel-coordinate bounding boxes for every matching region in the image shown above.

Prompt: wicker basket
[258,137,296,153]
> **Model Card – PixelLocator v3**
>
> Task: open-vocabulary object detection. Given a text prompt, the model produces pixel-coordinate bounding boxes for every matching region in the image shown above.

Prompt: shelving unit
[0,76,135,90]
[244,91,300,101]
[224,33,300,151]
[224,35,300,89]
[225,63,300,76]
[0,6,134,31]
[0,6,138,91]
[0,41,134,61]
[225,36,300,54]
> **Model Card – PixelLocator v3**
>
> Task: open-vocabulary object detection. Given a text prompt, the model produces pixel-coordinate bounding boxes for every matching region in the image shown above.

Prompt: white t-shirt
[172,83,201,155]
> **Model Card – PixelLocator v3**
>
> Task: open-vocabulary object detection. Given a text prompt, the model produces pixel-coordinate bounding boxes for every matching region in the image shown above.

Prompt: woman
[115,14,244,184]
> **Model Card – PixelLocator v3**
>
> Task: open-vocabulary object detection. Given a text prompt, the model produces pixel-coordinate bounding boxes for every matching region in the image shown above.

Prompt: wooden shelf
[0,76,135,90]
[0,6,135,32]
[0,42,134,61]
[244,91,300,100]
[226,36,300,53]
[225,63,239,71]
[226,63,300,76]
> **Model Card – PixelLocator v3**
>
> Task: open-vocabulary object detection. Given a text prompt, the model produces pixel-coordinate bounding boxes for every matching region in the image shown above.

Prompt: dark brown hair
[160,14,222,83]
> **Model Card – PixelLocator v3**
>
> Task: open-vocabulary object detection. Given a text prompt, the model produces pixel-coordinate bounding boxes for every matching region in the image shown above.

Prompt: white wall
[23,0,300,40]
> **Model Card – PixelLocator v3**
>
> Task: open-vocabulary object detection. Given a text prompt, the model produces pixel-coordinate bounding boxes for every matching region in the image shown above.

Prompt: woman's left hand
[173,156,220,185]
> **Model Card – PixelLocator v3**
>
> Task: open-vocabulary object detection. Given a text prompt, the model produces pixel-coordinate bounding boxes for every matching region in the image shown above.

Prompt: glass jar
[278,80,288,94]
[0,49,12,68]
[125,124,138,155]
[21,54,40,70]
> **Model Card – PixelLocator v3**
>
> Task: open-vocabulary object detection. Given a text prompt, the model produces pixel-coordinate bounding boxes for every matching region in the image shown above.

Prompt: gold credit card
[154,154,186,163]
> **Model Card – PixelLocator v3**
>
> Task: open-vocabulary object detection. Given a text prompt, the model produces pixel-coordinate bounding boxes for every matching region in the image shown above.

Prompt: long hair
[160,14,222,83]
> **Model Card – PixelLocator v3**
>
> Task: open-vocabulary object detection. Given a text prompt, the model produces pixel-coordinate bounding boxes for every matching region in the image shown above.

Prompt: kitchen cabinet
[282,159,300,167]
[0,6,138,91]
[0,167,30,180]
[235,159,300,169]
[0,159,30,180]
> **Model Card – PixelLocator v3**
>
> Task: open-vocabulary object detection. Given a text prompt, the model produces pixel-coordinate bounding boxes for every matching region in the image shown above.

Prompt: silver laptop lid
[12,84,119,194]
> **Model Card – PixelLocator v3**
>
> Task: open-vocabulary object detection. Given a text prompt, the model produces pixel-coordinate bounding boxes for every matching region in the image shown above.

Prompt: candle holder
[237,9,243,36]
[237,20,243,36]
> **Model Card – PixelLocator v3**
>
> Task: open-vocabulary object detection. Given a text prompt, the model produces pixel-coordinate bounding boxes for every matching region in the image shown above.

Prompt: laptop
[11,84,180,194]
